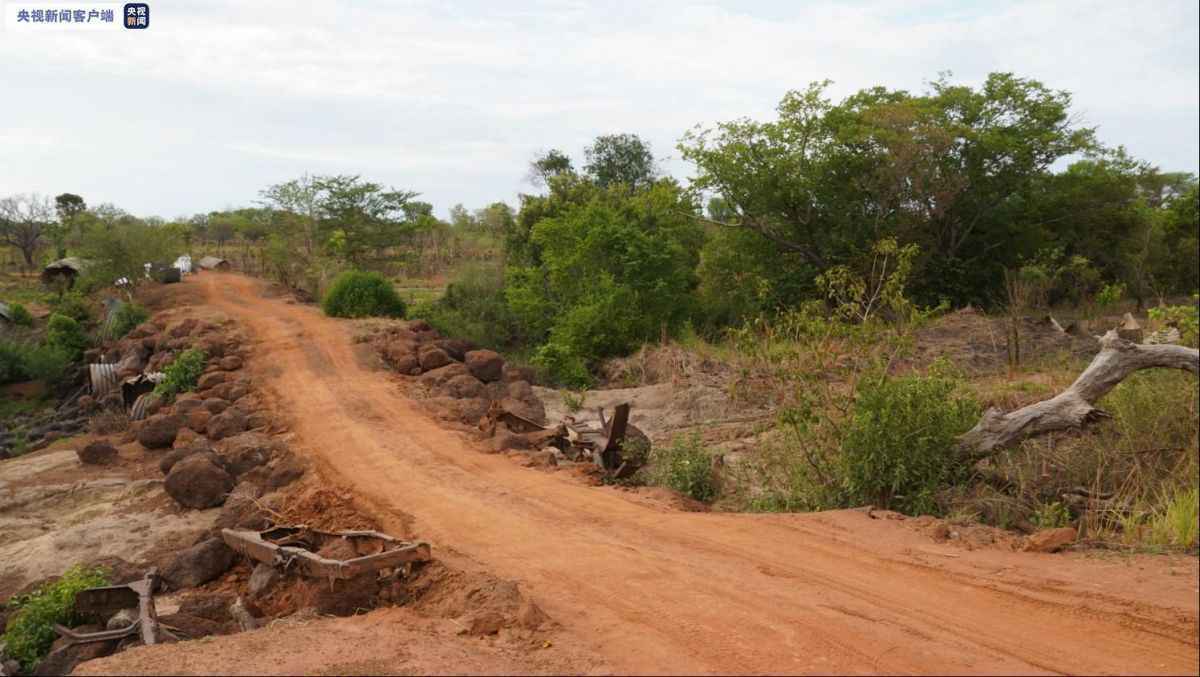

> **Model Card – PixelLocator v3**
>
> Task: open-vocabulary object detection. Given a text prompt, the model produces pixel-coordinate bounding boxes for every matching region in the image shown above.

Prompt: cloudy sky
[2,0,1197,219]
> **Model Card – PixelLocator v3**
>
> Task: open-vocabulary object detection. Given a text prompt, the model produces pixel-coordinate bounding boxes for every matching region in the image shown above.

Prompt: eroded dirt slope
[92,273,1200,675]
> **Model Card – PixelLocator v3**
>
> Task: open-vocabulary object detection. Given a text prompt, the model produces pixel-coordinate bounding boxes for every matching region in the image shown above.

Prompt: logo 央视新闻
[123,2,148,28]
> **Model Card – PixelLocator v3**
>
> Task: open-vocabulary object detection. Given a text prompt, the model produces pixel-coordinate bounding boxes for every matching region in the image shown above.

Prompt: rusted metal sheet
[52,571,171,649]
[481,401,547,435]
[222,526,432,580]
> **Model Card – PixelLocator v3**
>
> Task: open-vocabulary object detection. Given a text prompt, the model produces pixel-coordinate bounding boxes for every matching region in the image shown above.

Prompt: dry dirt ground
[79,273,1199,675]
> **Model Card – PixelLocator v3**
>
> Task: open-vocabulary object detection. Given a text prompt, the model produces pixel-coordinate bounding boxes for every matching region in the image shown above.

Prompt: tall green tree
[584,133,657,190]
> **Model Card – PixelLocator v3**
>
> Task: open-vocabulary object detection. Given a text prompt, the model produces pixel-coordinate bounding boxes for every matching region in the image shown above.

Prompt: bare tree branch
[958,330,1199,458]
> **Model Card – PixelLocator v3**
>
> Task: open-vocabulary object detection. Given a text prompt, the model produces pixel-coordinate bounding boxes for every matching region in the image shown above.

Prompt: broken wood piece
[959,329,1198,457]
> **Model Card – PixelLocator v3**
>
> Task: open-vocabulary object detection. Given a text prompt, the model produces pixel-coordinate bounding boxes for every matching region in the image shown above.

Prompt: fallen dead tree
[959,329,1199,458]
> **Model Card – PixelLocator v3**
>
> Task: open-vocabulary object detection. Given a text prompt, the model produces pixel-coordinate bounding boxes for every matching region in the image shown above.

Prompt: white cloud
[0,0,1196,217]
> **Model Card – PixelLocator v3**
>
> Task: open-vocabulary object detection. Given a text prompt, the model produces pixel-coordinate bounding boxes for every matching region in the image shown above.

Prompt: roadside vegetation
[1,71,1196,549]
[0,565,110,671]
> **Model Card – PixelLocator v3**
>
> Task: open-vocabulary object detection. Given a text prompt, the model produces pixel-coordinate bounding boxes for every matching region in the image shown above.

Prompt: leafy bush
[22,344,73,385]
[414,263,524,349]
[321,270,407,319]
[50,291,92,324]
[45,313,89,360]
[8,303,33,327]
[649,434,718,503]
[839,375,981,515]
[154,348,206,400]
[0,340,74,387]
[506,179,704,384]
[105,302,150,340]
[0,340,28,384]
[1032,501,1072,529]
[2,565,110,671]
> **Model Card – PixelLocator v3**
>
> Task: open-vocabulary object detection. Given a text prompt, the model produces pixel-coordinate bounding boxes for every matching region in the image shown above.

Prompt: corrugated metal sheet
[89,363,121,398]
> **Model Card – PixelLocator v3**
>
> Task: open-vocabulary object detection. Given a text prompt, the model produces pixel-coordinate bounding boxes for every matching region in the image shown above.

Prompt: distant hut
[196,256,230,271]
[42,257,90,289]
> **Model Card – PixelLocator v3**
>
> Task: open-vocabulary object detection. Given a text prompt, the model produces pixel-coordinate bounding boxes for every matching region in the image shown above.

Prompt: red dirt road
[105,274,1200,674]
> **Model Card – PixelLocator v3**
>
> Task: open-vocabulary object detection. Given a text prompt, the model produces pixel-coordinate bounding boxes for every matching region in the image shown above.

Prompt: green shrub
[0,340,28,384]
[321,270,407,319]
[2,565,110,671]
[106,302,150,340]
[45,313,89,360]
[0,341,74,387]
[649,434,718,503]
[50,291,92,324]
[415,263,523,348]
[1032,500,1072,529]
[154,348,206,400]
[9,303,33,327]
[22,345,73,386]
[839,375,981,515]
[532,340,592,388]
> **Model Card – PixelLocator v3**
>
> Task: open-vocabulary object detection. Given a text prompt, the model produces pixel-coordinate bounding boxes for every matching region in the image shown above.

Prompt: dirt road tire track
[108,273,1200,675]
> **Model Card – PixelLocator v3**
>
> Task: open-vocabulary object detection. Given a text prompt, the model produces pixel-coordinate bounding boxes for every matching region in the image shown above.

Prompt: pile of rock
[103,312,306,516]
[373,320,546,427]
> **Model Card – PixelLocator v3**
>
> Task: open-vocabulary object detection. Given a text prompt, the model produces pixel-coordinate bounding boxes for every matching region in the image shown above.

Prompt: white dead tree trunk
[959,330,1199,458]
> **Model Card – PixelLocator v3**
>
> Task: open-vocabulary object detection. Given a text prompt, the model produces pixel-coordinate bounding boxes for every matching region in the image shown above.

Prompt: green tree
[583,133,657,190]
[52,193,86,258]
[507,179,704,384]
[527,148,575,187]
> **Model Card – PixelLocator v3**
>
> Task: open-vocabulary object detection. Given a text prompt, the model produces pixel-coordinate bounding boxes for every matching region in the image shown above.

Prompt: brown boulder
[302,573,378,617]
[265,455,306,489]
[226,383,251,401]
[418,344,452,371]
[465,350,504,383]
[162,537,235,589]
[203,397,231,414]
[218,432,277,476]
[165,454,235,509]
[216,482,271,530]
[419,362,470,389]
[507,380,535,401]
[207,408,248,441]
[78,440,118,465]
[174,397,206,414]
[406,319,432,332]
[1023,527,1077,553]
[219,355,243,371]
[168,318,199,338]
[434,338,473,362]
[502,363,536,384]
[137,413,184,449]
[185,408,212,433]
[445,374,485,399]
[197,371,227,391]
[127,322,161,339]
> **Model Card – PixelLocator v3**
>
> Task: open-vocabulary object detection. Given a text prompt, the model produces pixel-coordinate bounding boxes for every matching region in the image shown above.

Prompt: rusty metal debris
[221,526,432,580]
[484,401,649,479]
[52,571,173,649]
